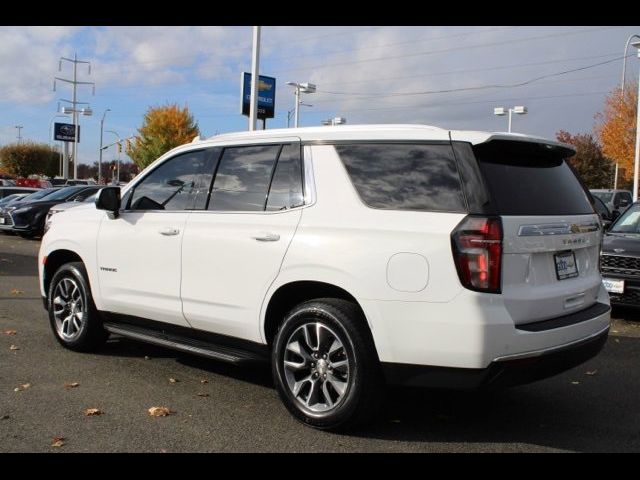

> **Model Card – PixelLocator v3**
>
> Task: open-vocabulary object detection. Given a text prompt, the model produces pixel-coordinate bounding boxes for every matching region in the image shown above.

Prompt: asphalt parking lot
[1,234,639,452]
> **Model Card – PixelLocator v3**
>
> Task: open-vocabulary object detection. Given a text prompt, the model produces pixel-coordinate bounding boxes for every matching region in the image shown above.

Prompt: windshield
[592,191,614,203]
[610,204,640,233]
[40,186,86,201]
[20,188,58,202]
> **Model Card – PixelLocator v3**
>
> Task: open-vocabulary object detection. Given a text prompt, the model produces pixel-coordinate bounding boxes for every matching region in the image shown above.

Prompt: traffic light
[117,141,122,154]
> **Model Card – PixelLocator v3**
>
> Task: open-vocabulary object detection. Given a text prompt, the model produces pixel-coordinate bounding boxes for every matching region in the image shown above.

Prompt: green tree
[0,142,59,177]
[128,103,200,169]
[556,130,615,189]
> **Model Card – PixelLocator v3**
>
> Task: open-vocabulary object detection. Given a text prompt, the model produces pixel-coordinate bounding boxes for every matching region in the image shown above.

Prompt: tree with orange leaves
[129,103,200,170]
[595,82,637,189]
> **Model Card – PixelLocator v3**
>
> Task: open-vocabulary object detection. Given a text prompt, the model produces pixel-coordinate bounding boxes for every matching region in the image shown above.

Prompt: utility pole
[99,109,111,184]
[15,125,23,143]
[54,53,95,179]
[249,26,261,131]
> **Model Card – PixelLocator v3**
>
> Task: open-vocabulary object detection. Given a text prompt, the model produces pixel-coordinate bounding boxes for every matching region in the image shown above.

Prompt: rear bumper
[382,325,609,388]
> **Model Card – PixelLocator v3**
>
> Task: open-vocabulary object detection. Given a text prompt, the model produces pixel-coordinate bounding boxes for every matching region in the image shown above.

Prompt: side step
[103,322,269,365]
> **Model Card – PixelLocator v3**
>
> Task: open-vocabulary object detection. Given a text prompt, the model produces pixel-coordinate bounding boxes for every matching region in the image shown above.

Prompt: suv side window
[129,149,210,211]
[208,144,280,212]
[335,143,466,212]
[266,144,304,211]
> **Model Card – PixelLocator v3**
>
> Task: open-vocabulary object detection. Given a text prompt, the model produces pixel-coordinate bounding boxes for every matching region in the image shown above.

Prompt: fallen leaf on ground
[0,258,12,263]
[148,407,172,417]
[144,356,151,360]
[200,379,208,384]
[585,370,598,376]
[1,415,9,420]
[571,381,581,385]
[612,330,619,333]
[3,329,17,335]
[196,393,209,397]
[10,289,24,296]
[614,339,620,343]
[51,437,65,448]
[14,383,30,392]
[168,378,179,384]
[84,408,103,416]
[64,382,80,389]
[9,345,19,350]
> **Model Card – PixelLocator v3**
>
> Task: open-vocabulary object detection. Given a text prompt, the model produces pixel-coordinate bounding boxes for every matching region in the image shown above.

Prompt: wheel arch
[262,280,374,350]
[43,249,85,296]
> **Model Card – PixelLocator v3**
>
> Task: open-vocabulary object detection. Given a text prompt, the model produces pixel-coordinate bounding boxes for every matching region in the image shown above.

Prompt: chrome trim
[493,325,610,362]
[518,221,600,236]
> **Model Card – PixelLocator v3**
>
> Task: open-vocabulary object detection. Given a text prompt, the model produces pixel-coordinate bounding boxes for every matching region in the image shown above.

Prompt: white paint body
[39,125,610,370]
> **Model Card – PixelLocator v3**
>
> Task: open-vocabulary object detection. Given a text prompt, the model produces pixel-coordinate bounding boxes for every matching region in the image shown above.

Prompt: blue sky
[1,26,640,168]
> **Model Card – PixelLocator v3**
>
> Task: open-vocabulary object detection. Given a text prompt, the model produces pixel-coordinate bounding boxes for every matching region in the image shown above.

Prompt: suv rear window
[472,140,593,216]
[335,143,466,212]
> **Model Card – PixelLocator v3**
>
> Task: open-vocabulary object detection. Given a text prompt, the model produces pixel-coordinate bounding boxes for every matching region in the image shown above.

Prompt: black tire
[272,298,384,431]
[47,262,109,352]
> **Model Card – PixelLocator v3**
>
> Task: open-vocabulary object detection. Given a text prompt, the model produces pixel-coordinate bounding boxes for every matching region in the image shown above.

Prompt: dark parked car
[601,201,640,306]
[1,186,99,238]
[0,186,38,200]
[0,193,31,207]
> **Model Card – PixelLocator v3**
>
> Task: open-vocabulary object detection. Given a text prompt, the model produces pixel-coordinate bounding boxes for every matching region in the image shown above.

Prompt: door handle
[252,232,280,242]
[159,227,180,236]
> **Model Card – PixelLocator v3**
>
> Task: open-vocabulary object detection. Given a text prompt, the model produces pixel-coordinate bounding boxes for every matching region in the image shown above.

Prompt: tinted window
[208,145,280,211]
[610,204,640,233]
[41,186,87,201]
[266,144,304,211]
[452,142,489,213]
[473,140,593,216]
[335,143,466,212]
[130,150,209,211]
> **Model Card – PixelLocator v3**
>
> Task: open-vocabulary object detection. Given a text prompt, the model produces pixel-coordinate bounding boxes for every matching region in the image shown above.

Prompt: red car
[14,178,52,189]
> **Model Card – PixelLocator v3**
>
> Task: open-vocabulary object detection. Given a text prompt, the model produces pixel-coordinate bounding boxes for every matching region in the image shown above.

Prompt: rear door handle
[252,232,280,242]
[159,227,180,236]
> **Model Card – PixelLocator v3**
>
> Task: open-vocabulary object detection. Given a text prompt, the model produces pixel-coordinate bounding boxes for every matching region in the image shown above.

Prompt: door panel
[181,209,301,341]
[97,212,190,326]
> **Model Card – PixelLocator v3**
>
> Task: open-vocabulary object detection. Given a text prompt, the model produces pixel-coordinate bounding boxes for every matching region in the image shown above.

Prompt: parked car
[592,195,616,229]
[2,186,99,238]
[0,186,38,200]
[0,193,31,208]
[0,179,16,186]
[600,201,640,306]
[591,189,633,215]
[0,188,60,232]
[65,179,97,186]
[40,125,610,430]
[15,178,53,189]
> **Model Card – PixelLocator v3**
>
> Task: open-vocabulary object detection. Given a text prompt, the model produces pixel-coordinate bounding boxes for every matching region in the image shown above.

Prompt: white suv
[39,125,610,430]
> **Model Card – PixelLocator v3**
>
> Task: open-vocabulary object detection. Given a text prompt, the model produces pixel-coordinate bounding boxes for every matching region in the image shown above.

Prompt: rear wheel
[48,262,108,352]
[272,298,384,431]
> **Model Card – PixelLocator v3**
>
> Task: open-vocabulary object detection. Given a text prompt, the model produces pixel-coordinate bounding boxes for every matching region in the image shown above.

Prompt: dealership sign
[54,123,80,142]
[240,72,276,119]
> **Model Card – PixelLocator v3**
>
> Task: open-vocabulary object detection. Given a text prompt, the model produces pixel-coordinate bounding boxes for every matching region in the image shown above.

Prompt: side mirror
[95,187,121,218]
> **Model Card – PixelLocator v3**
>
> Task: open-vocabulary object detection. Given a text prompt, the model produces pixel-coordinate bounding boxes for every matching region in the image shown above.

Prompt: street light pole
[622,34,640,96]
[99,109,111,185]
[634,54,640,202]
[249,26,261,131]
[494,106,527,133]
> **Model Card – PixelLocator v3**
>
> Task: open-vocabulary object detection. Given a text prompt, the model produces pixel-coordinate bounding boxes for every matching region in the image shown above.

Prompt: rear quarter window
[334,143,467,212]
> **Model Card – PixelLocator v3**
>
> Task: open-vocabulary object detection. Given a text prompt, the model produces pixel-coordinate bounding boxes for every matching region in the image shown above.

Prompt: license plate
[554,251,579,280]
[603,277,625,294]
[0,217,4,224]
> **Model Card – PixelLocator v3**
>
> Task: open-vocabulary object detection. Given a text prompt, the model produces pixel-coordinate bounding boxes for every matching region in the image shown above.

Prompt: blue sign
[241,72,276,119]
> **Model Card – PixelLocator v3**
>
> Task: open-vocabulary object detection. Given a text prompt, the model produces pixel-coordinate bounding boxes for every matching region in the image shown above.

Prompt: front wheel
[48,262,109,352]
[272,298,384,431]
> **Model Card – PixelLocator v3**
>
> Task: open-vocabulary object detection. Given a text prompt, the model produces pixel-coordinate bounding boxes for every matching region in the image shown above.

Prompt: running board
[103,323,269,365]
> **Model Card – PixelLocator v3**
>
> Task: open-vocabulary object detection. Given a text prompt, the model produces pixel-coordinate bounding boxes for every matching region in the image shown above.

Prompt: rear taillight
[451,216,503,293]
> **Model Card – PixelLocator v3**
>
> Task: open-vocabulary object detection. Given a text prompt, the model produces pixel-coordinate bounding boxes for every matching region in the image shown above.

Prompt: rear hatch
[462,139,602,325]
